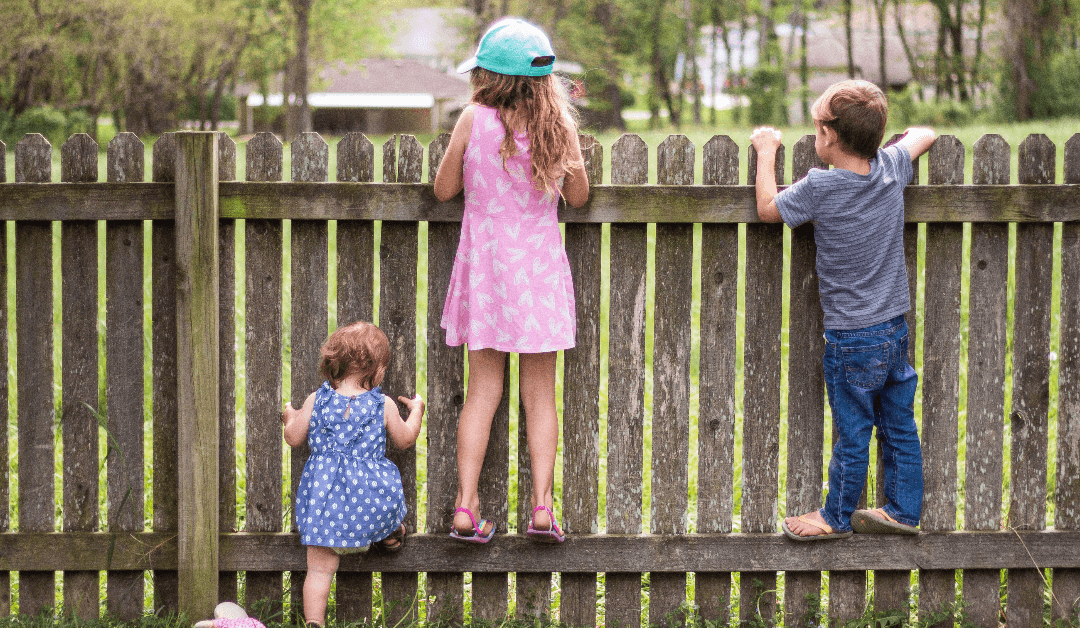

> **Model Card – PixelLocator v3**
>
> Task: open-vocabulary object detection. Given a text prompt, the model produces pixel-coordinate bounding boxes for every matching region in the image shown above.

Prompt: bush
[745,65,789,126]
[0,105,96,148]
[889,84,975,127]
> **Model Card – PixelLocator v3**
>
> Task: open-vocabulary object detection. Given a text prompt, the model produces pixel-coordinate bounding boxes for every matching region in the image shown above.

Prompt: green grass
[1,119,1075,623]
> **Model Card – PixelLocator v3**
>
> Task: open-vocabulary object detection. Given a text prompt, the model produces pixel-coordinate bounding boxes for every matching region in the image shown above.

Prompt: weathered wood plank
[0,137,7,618]
[423,135,466,626]
[147,134,181,615]
[244,132,284,618]
[288,132,329,622]
[516,361,550,619]
[106,158,147,622]
[1054,134,1080,625]
[6,531,1080,572]
[4,182,1080,223]
[333,132,375,624]
[650,135,695,625]
[783,135,826,626]
[379,135,421,626]
[474,359,510,621]
[696,134,739,623]
[175,133,221,621]
[918,136,964,627]
[743,144,783,627]
[61,134,102,621]
[217,140,239,606]
[15,133,56,617]
[963,133,1010,628]
[1007,134,1055,628]
[604,134,649,628]
[560,135,602,628]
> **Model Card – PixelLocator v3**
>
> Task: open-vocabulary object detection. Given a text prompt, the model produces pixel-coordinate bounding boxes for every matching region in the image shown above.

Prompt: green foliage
[0,106,94,148]
[889,85,975,127]
[744,64,789,126]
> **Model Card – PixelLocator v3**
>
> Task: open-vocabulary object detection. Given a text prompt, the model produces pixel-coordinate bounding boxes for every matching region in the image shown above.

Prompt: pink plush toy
[193,602,266,628]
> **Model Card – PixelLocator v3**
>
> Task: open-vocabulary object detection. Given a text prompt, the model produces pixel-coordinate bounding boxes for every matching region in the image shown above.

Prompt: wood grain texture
[560,136,602,628]
[963,134,1010,628]
[516,364,551,619]
[219,213,239,605]
[649,135,695,625]
[15,133,56,616]
[288,133,329,621]
[379,135,420,626]
[604,134,648,628]
[697,134,740,623]
[1054,134,1080,625]
[1008,134,1055,628]
[784,136,826,625]
[741,141,783,625]
[175,133,221,621]
[61,134,102,620]
[918,136,964,627]
[0,141,5,615]
[422,134,465,626]
[333,134,376,624]
[244,132,284,617]
[6,530,1080,572]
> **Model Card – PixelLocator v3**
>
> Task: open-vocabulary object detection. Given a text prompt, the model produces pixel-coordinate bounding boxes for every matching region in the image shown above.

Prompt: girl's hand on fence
[282,392,316,447]
[399,394,425,425]
[750,127,783,154]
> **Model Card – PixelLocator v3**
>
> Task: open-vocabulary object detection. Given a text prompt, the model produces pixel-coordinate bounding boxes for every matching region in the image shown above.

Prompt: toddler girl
[433,18,589,543]
[282,321,424,624]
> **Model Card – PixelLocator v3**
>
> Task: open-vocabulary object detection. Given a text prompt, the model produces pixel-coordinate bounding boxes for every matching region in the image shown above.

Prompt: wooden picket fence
[0,129,1078,627]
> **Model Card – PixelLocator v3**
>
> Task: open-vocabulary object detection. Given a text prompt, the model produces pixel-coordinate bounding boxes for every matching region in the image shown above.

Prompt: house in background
[237,7,472,135]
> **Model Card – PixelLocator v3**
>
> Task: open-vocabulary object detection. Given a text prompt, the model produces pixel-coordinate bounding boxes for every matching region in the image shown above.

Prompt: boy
[750,80,936,540]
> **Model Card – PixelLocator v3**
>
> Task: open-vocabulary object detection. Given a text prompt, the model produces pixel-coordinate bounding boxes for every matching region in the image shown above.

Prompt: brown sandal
[374,523,407,552]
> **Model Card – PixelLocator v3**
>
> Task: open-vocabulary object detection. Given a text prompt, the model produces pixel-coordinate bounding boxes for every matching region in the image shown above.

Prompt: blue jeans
[820,314,922,532]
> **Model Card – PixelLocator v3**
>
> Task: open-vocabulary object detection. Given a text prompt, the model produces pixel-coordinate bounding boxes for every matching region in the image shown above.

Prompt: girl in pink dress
[434,18,589,543]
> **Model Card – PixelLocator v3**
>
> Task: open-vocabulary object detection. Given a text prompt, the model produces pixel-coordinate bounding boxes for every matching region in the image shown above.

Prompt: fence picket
[604,134,649,628]
[963,133,1010,627]
[288,132,330,621]
[650,135,694,625]
[15,133,56,617]
[742,143,783,626]
[918,136,965,626]
[1053,134,1080,624]
[697,134,739,623]
[783,136,826,626]
[423,134,466,625]
[380,135,422,625]
[244,132,285,620]
[217,134,239,605]
[1007,134,1055,628]
[333,133,375,623]
[0,138,6,618]
[61,134,101,620]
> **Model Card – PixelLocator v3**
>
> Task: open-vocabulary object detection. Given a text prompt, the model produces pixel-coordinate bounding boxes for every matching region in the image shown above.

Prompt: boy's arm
[433,106,474,202]
[897,127,937,161]
[282,391,316,448]
[385,394,424,449]
[750,127,784,223]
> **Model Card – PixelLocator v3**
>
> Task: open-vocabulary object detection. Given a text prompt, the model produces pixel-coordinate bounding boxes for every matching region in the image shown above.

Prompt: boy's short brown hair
[319,321,390,390]
[811,80,888,160]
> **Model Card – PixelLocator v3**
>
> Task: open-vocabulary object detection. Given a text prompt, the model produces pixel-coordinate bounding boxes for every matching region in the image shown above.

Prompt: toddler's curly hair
[319,321,389,390]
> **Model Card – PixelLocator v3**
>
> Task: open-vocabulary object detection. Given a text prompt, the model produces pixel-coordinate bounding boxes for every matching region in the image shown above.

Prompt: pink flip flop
[526,505,565,543]
[449,507,495,543]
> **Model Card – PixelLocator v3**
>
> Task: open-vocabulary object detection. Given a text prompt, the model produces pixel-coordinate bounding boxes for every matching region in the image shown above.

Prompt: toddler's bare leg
[303,546,339,625]
[520,351,558,530]
[455,348,506,533]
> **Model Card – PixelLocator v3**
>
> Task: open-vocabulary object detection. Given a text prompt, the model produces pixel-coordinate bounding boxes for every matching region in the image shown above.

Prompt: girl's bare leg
[303,546,339,625]
[519,351,558,530]
[454,348,506,534]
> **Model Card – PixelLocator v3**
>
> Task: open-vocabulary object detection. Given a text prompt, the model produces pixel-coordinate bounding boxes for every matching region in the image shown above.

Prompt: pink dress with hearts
[441,105,576,353]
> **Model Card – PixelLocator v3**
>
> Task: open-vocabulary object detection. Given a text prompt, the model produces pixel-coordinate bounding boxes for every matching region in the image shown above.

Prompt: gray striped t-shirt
[775,144,913,330]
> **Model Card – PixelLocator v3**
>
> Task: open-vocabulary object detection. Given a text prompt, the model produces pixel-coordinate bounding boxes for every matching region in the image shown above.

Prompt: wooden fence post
[175,131,221,621]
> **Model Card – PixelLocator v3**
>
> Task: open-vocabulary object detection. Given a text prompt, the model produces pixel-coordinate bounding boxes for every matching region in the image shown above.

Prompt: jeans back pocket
[841,341,889,389]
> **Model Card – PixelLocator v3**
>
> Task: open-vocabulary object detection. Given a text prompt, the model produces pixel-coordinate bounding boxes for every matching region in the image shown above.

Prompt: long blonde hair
[470,67,584,196]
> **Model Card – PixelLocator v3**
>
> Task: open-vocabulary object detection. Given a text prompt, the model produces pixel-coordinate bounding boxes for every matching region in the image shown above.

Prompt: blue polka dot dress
[295,383,406,549]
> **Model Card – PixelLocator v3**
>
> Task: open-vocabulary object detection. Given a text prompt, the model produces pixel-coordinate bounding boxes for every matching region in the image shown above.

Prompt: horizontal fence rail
[0,130,1077,627]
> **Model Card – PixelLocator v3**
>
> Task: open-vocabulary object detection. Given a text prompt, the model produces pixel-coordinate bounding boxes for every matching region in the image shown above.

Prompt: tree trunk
[800,2,809,121]
[286,0,312,141]
[874,0,888,89]
[1003,0,1036,119]
[972,0,988,97]
[893,0,922,90]
[652,0,679,128]
[950,0,969,101]
[844,0,855,77]
[685,0,701,124]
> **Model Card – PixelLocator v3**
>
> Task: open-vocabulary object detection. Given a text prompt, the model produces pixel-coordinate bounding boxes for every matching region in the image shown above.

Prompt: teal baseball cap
[456,18,555,77]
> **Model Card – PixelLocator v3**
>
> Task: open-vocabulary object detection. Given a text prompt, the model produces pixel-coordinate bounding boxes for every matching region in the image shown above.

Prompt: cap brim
[456,57,479,74]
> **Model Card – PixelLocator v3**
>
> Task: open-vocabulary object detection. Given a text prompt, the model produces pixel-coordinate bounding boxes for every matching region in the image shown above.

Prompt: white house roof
[246,93,436,109]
